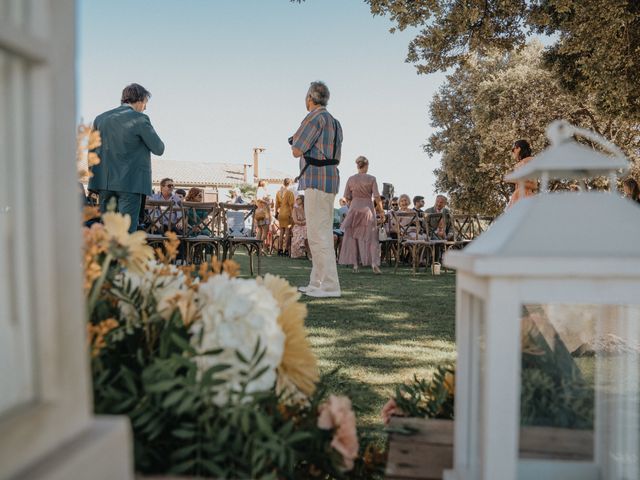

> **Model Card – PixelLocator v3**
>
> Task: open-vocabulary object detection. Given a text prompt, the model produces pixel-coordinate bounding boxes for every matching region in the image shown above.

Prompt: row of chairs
[381,211,493,273]
[141,200,262,275]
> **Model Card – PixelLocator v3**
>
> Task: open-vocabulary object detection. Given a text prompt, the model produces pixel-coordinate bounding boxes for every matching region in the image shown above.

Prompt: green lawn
[236,253,457,429]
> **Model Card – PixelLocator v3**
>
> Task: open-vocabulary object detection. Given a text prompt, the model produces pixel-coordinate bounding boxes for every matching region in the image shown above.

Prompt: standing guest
[275,178,295,256]
[291,195,308,259]
[506,139,536,208]
[254,198,272,253]
[256,180,269,202]
[623,178,640,204]
[290,81,343,298]
[338,156,383,274]
[89,83,165,232]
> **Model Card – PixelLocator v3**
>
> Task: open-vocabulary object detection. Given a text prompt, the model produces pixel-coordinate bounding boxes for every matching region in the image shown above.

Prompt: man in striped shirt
[291,81,343,298]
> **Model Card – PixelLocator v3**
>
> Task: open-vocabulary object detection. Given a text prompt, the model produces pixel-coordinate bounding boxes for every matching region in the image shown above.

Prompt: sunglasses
[165,184,174,188]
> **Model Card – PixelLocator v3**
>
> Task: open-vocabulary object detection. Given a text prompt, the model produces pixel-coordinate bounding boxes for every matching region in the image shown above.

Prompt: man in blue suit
[89,83,165,232]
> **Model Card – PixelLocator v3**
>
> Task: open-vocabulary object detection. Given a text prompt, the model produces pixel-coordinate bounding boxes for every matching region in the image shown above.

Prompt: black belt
[294,116,340,183]
[295,156,340,182]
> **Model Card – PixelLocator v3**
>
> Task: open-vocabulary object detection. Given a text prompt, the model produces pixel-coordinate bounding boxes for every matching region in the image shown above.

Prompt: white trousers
[305,188,340,293]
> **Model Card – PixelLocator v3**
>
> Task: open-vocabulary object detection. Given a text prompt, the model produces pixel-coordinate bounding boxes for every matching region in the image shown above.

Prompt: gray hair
[307,81,330,106]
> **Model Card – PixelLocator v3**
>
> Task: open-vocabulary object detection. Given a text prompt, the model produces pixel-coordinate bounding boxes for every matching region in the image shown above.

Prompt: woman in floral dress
[290,195,308,259]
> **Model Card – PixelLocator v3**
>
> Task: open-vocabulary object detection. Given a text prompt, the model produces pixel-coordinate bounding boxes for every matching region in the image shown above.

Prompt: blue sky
[78,0,446,203]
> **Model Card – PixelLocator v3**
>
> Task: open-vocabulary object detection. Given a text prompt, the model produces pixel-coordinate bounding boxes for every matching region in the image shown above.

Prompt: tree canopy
[428,42,639,215]
[366,0,640,120]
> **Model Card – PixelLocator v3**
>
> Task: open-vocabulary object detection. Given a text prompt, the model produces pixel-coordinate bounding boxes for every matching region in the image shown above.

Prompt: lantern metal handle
[546,120,627,193]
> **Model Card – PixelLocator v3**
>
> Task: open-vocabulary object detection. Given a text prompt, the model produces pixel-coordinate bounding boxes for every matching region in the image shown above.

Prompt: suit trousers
[98,190,143,233]
[305,188,340,294]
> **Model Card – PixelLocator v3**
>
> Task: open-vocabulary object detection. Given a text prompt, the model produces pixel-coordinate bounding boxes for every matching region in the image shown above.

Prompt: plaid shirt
[292,107,342,194]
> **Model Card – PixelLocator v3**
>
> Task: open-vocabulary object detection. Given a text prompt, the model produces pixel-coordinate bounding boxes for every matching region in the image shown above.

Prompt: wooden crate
[385,418,594,479]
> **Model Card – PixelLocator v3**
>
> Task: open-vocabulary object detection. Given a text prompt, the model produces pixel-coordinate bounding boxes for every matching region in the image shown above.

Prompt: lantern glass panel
[518,304,640,465]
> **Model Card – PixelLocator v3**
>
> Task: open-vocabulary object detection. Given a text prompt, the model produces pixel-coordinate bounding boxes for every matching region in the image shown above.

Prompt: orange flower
[443,372,455,396]
[87,318,119,357]
[317,395,359,471]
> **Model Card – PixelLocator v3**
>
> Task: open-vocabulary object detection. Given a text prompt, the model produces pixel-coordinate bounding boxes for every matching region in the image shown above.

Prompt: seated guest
[333,197,349,251]
[388,194,422,239]
[413,195,425,216]
[290,195,308,259]
[175,188,187,202]
[425,195,453,265]
[424,194,451,238]
[389,196,399,212]
[183,187,210,236]
[150,177,183,232]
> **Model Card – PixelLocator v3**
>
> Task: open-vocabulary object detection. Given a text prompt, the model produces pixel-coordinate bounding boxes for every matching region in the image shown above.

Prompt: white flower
[190,273,284,405]
[117,260,189,324]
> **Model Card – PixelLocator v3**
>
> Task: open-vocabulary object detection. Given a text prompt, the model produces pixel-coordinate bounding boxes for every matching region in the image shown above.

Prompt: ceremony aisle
[236,254,457,428]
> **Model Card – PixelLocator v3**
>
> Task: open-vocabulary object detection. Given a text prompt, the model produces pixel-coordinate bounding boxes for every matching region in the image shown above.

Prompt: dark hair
[413,195,424,204]
[160,178,174,187]
[121,83,151,104]
[623,178,640,201]
[175,188,187,196]
[513,139,532,160]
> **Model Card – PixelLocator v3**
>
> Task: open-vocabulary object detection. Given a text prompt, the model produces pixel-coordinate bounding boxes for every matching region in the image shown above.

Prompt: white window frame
[0,0,94,476]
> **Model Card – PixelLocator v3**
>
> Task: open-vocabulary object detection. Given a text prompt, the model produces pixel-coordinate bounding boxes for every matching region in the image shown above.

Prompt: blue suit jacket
[88,104,165,195]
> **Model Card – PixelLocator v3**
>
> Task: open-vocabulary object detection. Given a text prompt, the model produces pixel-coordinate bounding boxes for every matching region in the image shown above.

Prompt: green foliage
[427,42,639,215]
[393,364,455,420]
[238,183,257,200]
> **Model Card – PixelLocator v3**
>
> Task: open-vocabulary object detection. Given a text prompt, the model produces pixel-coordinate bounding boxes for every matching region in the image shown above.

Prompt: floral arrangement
[83,207,384,478]
[380,365,455,426]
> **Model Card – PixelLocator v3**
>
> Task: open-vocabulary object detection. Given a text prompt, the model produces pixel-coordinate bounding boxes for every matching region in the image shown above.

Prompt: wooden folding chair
[219,202,262,276]
[390,210,419,273]
[140,199,176,251]
[179,202,224,264]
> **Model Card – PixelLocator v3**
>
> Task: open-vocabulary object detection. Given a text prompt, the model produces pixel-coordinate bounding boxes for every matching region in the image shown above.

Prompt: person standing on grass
[506,139,536,208]
[290,81,343,298]
[338,156,384,274]
[89,83,165,233]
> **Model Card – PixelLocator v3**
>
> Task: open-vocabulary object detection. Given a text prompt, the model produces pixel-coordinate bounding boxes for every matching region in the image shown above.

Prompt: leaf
[146,379,177,393]
[170,458,196,474]
[171,332,196,355]
[171,427,196,439]
[162,389,185,409]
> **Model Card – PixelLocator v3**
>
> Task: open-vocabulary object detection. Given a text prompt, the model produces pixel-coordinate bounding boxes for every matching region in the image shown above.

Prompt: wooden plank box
[385,418,593,479]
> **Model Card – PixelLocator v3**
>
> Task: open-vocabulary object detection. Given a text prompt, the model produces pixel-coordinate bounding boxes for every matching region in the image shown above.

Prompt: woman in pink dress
[506,139,536,208]
[338,156,384,274]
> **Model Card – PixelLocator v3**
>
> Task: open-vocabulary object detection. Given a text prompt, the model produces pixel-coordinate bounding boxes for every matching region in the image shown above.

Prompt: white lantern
[443,121,640,480]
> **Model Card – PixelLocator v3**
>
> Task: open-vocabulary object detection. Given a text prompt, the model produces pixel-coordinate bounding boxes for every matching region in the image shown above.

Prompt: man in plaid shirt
[291,81,343,297]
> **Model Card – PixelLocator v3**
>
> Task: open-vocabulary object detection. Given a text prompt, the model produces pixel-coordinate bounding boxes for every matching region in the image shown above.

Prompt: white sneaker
[304,289,341,298]
[298,285,318,293]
